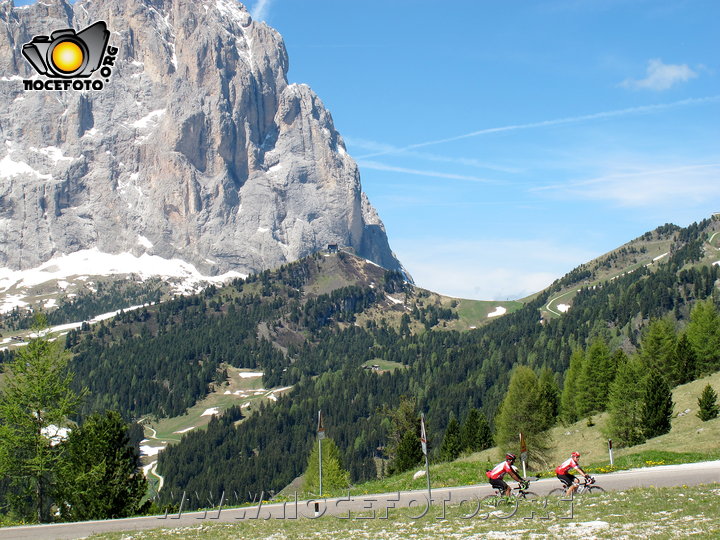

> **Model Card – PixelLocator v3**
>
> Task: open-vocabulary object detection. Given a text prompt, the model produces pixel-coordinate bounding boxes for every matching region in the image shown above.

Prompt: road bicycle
[477,477,539,518]
[548,475,605,497]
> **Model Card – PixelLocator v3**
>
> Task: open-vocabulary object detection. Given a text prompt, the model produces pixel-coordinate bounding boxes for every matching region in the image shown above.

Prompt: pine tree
[560,349,584,423]
[493,366,550,467]
[641,370,674,438]
[671,333,697,386]
[460,409,493,453]
[686,299,720,375]
[439,414,462,462]
[53,411,147,521]
[537,368,560,431]
[576,339,615,416]
[697,384,719,421]
[639,318,677,374]
[606,358,646,447]
[302,438,350,495]
[0,320,85,522]
[384,397,423,475]
[611,348,629,377]
[389,428,423,475]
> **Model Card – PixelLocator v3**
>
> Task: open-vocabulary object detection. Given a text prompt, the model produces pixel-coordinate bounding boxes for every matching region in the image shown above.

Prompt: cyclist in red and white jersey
[555,451,590,496]
[486,453,525,496]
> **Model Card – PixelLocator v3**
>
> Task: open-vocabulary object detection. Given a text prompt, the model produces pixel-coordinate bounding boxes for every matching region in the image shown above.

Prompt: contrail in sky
[250,0,273,21]
[356,95,720,159]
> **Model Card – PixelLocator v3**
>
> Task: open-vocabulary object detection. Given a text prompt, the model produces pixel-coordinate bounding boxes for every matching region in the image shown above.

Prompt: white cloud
[250,0,272,21]
[534,163,720,207]
[396,238,597,300]
[621,59,698,91]
[357,160,495,183]
[356,96,719,158]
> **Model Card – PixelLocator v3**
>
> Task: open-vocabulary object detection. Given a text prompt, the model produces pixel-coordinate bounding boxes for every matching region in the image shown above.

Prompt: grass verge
[91,483,720,539]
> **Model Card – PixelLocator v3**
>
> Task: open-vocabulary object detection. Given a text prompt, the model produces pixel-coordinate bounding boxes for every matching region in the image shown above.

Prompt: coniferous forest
[156,219,719,507]
[2,219,719,511]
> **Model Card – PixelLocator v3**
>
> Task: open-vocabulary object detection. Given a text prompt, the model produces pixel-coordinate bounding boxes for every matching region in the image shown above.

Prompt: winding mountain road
[1,461,717,539]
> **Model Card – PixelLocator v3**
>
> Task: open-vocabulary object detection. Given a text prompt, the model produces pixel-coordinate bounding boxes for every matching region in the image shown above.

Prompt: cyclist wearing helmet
[486,453,525,496]
[555,451,590,496]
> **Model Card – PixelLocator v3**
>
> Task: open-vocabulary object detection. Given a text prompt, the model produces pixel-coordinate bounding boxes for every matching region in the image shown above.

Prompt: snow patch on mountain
[0,294,28,313]
[131,109,166,130]
[41,425,71,446]
[31,146,74,164]
[487,306,507,318]
[0,155,52,180]
[140,445,165,457]
[0,249,245,295]
[238,371,264,378]
[137,236,154,249]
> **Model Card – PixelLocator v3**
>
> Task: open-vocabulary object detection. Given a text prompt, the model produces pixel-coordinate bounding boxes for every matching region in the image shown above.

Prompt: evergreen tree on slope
[606,358,646,447]
[560,349,584,424]
[439,414,462,462]
[303,438,350,495]
[460,408,493,453]
[686,299,720,375]
[697,384,719,422]
[54,411,147,521]
[494,366,550,466]
[641,370,674,439]
[0,322,85,522]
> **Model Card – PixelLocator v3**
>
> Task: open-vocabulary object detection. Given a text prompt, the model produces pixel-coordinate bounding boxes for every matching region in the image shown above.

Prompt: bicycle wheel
[548,487,567,497]
[456,495,484,519]
[479,494,518,519]
[587,485,605,494]
[520,491,539,501]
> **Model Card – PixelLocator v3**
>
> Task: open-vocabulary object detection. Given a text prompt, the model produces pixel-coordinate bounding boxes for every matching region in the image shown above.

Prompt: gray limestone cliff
[0,0,402,275]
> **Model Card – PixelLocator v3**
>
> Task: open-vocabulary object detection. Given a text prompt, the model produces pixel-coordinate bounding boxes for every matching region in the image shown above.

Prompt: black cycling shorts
[489,478,509,492]
[557,473,576,487]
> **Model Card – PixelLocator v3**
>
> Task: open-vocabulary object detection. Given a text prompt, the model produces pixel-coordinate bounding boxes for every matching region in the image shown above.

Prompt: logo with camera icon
[21,21,118,91]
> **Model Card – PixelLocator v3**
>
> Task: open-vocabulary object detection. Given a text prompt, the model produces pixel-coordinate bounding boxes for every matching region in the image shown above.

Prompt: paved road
[1,461,718,539]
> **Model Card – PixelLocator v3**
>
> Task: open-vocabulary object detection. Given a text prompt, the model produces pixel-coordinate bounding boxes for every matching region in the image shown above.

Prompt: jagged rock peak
[0,0,402,276]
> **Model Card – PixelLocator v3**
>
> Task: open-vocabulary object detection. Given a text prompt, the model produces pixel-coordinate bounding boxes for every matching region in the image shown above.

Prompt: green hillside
[546,370,720,465]
[3,216,719,514]
[460,370,720,486]
[294,370,720,498]
[150,217,719,509]
[538,219,720,320]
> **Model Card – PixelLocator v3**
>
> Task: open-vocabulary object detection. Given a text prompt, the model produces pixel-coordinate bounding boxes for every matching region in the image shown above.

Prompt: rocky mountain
[0,0,401,280]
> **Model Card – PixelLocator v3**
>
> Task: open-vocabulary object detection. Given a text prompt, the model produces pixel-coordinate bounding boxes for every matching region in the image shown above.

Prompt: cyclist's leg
[557,473,576,496]
[491,478,510,497]
[489,478,507,496]
[503,479,512,497]
[567,473,579,495]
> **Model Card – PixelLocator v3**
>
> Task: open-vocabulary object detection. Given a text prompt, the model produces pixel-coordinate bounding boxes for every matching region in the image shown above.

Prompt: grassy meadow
[92,483,720,539]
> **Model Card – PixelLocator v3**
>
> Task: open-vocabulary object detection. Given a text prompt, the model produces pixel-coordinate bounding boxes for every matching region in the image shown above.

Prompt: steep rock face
[0,0,401,275]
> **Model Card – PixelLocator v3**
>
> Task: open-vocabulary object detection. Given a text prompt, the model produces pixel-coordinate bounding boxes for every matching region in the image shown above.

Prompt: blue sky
[261,0,720,300]
[15,0,720,300]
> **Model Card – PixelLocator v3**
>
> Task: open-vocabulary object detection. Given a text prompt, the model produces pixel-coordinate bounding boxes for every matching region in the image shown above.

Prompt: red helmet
[505,453,516,462]
[571,451,580,459]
